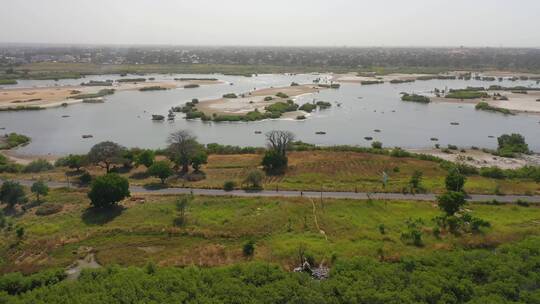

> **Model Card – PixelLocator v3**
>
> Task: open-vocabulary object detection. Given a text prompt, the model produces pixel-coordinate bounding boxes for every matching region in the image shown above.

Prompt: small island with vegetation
[401,93,431,103]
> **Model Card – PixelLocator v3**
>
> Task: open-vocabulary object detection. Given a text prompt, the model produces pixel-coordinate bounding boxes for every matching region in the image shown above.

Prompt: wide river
[1,73,539,156]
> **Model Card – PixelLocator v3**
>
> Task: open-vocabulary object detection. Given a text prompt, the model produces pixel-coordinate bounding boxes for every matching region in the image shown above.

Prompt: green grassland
[2,187,540,275]
[0,63,500,80]
[3,151,538,195]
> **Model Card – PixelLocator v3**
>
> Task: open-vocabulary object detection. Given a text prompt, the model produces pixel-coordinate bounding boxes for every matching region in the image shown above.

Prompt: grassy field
[0,63,506,79]
[1,187,539,275]
[3,151,538,195]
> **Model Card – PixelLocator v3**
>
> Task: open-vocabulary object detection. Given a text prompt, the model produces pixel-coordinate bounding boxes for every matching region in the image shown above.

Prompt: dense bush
[4,237,540,303]
[298,103,316,112]
[87,173,130,209]
[401,93,430,103]
[223,181,236,191]
[497,133,529,157]
[262,150,288,174]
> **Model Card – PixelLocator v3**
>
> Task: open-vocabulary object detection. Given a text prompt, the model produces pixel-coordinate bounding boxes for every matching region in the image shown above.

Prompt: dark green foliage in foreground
[87,173,130,209]
[262,150,288,174]
[4,237,540,303]
[401,93,431,103]
[0,180,27,208]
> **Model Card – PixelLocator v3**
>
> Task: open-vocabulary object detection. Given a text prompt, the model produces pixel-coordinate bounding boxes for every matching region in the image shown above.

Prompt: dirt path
[309,198,328,241]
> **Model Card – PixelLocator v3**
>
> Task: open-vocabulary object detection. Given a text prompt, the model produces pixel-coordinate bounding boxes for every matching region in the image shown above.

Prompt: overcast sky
[1,0,539,47]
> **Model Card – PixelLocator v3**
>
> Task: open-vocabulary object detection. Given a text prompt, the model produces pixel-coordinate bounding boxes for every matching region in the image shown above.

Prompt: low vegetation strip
[401,93,431,103]
[69,89,115,100]
[445,90,489,99]
[475,102,513,115]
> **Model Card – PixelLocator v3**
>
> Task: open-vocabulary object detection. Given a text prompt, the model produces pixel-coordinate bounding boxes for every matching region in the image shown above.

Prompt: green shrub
[23,159,54,173]
[223,181,236,191]
[222,93,238,98]
[299,103,316,112]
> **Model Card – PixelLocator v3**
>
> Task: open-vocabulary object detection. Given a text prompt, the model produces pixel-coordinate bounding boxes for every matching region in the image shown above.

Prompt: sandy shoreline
[196,84,324,115]
[407,148,540,170]
[0,79,222,110]
[432,90,540,114]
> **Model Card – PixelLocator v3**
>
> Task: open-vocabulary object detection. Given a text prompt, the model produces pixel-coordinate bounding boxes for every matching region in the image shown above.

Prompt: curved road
[2,178,539,203]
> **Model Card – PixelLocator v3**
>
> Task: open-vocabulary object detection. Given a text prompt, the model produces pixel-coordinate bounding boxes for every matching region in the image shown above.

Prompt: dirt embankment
[0,79,222,110]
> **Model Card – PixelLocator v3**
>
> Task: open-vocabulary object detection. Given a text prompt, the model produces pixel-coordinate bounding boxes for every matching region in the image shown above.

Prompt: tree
[30,181,49,202]
[65,154,86,171]
[87,142,126,173]
[437,191,466,216]
[87,173,130,209]
[0,181,27,208]
[497,133,529,156]
[147,161,174,184]
[262,150,288,174]
[191,150,208,172]
[409,170,423,193]
[371,141,383,149]
[445,167,466,192]
[243,240,255,257]
[135,150,155,168]
[265,130,295,157]
[244,170,265,189]
[167,130,201,174]
[174,197,189,226]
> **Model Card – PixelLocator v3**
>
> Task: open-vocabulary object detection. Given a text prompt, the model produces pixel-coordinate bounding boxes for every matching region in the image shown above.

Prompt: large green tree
[147,161,174,184]
[437,191,466,216]
[167,130,201,174]
[30,180,49,202]
[445,167,466,192]
[87,141,126,173]
[0,181,27,208]
[87,174,130,209]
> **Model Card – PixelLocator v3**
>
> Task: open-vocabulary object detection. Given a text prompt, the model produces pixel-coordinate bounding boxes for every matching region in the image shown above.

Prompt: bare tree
[167,130,200,173]
[265,130,295,157]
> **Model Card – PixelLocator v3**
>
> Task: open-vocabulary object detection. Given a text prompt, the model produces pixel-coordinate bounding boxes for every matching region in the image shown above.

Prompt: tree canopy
[87,173,130,209]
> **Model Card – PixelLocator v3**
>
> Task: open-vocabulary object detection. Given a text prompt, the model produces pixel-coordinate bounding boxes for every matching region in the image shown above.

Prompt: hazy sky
[2,0,539,47]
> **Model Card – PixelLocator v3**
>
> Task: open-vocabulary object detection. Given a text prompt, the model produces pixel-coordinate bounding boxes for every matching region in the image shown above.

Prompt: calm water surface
[1,73,539,156]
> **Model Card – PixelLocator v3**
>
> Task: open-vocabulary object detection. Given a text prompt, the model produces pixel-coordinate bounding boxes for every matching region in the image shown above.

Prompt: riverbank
[433,90,540,114]
[0,79,222,110]
[407,148,540,169]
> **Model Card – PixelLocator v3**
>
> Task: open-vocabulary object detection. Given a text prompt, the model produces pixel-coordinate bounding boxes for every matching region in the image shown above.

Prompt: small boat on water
[315,131,326,135]
[254,131,262,134]
[82,135,93,139]
[152,115,165,121]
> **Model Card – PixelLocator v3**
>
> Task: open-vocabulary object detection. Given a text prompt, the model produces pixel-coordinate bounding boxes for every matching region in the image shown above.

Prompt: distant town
[1,45,540,71]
